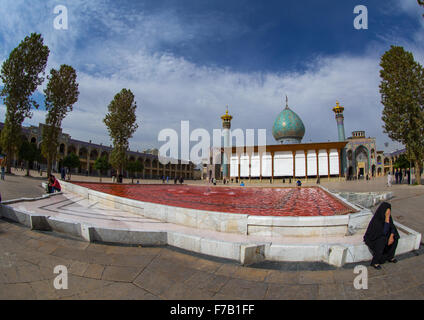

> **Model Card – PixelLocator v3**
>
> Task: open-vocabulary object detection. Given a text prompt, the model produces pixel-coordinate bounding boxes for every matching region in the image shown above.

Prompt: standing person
[395,169,399,184]
[162,175,165,184]
[364,202,400,269]
[399,170,403,184]
[407,169,411,185]
[387,172,392,187]
[0,156,5,181]
[166,176,169,184]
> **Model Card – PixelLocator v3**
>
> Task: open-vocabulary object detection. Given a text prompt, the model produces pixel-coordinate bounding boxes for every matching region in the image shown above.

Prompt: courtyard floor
[0,170,423,299]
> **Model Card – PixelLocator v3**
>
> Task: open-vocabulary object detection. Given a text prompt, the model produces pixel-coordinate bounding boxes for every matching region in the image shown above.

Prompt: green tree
[41,65,79,176]
[19,139,42,176]
[103,89,138,180]
[62,153,80,180]
[419,0,424,16]
[94,155,110,182]
[0,33,49,173]
[379,46,424,185]
[126,159,144,183]
[393,154,410,170]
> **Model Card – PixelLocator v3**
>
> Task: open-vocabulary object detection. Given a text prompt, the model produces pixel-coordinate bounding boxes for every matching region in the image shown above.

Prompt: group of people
[394,168,411,185]
[173,176,184,184]
[387,169,412,187]
[161,175,184,184]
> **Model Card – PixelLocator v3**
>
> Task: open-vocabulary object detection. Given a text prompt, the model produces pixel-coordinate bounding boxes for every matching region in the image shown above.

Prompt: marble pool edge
[60,180,373,238]
[0,182,421,267]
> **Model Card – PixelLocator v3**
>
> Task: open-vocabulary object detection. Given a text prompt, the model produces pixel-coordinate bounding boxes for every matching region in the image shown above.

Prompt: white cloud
[1,1,423,156]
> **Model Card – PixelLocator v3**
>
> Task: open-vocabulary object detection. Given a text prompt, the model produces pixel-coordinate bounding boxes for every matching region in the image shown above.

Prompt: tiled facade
[345,131,381,179]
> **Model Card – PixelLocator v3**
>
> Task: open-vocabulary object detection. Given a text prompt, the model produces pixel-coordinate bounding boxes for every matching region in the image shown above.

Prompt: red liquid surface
[73,183,356,217]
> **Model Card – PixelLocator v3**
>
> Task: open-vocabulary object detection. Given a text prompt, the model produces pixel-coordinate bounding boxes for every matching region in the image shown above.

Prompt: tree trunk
[47,156,52,177]
[26,161,30,176]
[6,147,12,174]
[415,161,422,185]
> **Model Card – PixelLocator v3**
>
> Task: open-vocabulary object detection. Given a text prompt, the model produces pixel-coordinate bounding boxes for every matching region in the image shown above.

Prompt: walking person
[364,202,399,269]
[387,172,392,187]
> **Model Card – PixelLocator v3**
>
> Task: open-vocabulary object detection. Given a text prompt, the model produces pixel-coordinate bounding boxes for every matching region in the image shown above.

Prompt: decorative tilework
[272,106,305,144]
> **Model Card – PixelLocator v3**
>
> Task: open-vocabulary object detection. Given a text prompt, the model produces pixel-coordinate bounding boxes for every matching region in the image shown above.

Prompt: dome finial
[285,95,289,109]
[221,105,233,122]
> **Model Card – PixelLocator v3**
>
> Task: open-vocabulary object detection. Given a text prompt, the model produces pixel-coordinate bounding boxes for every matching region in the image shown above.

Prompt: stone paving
[0,219,423,300]
[0,173,423,299]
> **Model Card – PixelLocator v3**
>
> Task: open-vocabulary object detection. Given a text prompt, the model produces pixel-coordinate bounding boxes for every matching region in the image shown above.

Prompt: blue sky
[0,0,423,153]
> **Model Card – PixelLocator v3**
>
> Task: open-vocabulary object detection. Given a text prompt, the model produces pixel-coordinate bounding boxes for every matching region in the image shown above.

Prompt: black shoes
[389,258,398,263]
[372,264,382,270]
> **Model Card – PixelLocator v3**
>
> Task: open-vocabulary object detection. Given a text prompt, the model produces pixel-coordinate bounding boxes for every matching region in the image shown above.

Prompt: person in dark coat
[364,202,400,269]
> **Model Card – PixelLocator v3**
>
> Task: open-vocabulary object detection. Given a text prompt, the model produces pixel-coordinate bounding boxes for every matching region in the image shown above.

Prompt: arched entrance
[354,146,369,179]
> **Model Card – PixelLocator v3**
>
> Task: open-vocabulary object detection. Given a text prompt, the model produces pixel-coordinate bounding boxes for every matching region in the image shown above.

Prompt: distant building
[143,148,159,156]
[383,148,423,178]
[345,130,379,179]
[0,122,196,179]
[223,98,347,181]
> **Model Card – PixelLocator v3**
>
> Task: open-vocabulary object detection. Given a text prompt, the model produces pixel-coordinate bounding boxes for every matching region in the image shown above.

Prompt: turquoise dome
[272,104,305,144]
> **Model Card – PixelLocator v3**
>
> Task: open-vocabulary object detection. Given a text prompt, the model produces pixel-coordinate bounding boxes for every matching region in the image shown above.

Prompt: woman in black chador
[364,202,400,269]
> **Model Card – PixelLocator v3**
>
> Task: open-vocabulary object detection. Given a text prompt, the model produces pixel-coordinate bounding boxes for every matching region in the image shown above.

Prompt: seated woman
[48,175,61,193]
[364,202,400,269]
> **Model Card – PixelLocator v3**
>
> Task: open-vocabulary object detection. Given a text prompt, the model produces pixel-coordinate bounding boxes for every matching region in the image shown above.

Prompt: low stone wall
[1,191,421,267]
[335,191,393,208]
[61,180,373,238]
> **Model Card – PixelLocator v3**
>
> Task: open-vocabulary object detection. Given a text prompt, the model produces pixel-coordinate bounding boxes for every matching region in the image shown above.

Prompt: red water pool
[73,183,356,217]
